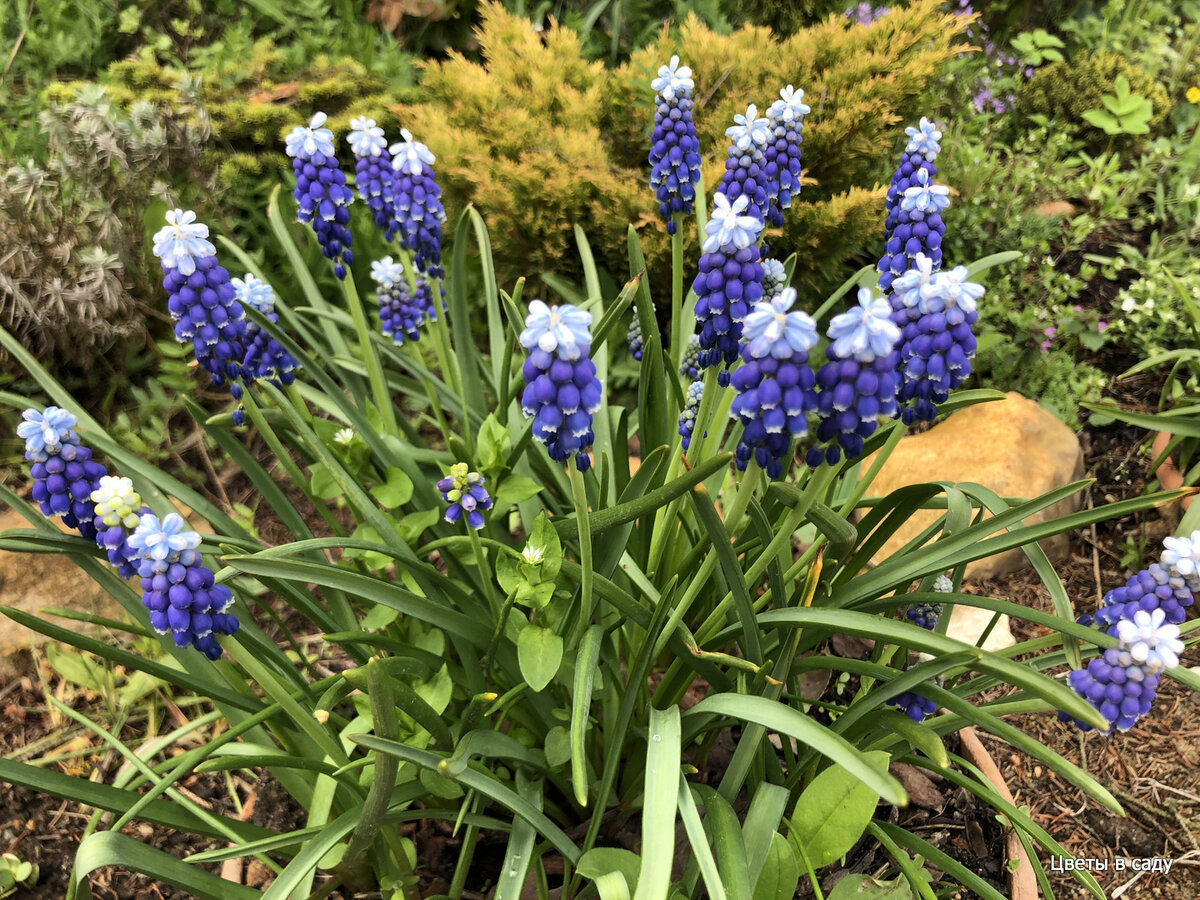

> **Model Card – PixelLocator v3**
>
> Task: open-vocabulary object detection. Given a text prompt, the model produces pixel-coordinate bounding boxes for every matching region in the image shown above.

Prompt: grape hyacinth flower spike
[627,311,644,361]
[153,209,249,421]
[761,258,787,301]
[729,288,818,478]
[19,406,106,539]
[878,117,943,296]
[679,334,702,381]
[348,116,398,242]
[893,260,984,424]
[906,573,953,630]
[807,288,901,467]
[233,274,299,388]
[390,128,446,279]
[678,380,705,451]
[371,256,429,346]
[1086,532,1200,630]
[520,301,603,472]
[91,476,146,579]
[285,112,354,279]
[437,463,493,530]
[1061,608,1183,733]
[126,512,238,660]
[648,55,702,234]
[763,85,810,227]
[693,191,766,383]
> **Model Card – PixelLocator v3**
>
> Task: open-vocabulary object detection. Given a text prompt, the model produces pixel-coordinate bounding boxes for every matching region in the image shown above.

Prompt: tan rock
[0,505,127,678]
[861,392,1084,578]
[943,605,1016,653]
[1034,201,1076,218]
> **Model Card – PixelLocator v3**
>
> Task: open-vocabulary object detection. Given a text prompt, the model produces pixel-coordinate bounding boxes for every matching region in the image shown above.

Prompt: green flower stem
[483,587,520,676]
[431,302,474,456]
[343,270,398,436]
[568,463,594,646]
[647,365,722,579]
[669,222,685,368]
[693,463,838,647]
[467,526,500,615]
[341,659,420,900]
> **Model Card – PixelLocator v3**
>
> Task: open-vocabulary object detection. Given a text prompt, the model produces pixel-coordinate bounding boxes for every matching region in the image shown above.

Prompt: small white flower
[725,104,771,152]
[370,256,405,288]
[285,112,336,159]
[702,193,763,253]
[904,117,942,160]
[651,55,694,100]
[766,85,810,124]
[230,274,276,315]
[1161,531,1200,590]
[827,288,901,362]
[152,209,216,276]
[333,428,356,445]
[347,116,387,157]
[1116,608,1183,674]
[520,300,593,360]
[389,128,436,176]
[522,545,544,565]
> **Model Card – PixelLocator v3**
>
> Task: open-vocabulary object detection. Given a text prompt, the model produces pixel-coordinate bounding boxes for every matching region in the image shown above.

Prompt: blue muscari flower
[761,258,787,300]
[905,573,953,629]
[763,86,810,227]
[20,406,107,540]
[520,301,603,472]
[679,334,702,380]
[649,56,702,234]
[729,288,818,478]
[719,105,771,220]
[285,112,355,280]
[693,191,766,382]
[627,310,644,361]
[91,475,146,579]
[894,261,984,424]
[436,463,493,530]
[887,690,937,723]
[371,256,428,345]
[153,209,249,423]
[1060,608,1183,733]
[678,380,705,451]
[806,288,901,467]
[1092,564,1195,630]
[348,116,399,242]
[878,117,943,296]
[390,128,446,280]
[127,512,238,660]
[232,275,299,388]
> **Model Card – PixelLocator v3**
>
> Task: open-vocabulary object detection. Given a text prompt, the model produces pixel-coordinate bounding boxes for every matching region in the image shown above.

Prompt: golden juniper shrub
[395,1,969,298]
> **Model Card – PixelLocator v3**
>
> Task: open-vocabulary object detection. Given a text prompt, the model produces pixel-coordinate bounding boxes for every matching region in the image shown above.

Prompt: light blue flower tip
[904,116,942,159]
[520,300,593,360]
[767,85,810,123]
[742,288,819,359]
[702,192,763,253]
[371,256,405,288]
[151,208,215,276]
[651,55,694,99]
[285,112,336,160]
[347,116,387,157]
[389,128,436,176]
[828,288,901,361]
[230,274,276,315]
[726,105,771,151]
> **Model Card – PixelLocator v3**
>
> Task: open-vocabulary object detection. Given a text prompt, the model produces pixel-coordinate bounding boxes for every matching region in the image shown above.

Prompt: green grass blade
[73,832,261,900]
[633,704,681,900]
[677,779,727,900]
[572,625,604,806]
[496,770,541,900]
[684,695,905,805]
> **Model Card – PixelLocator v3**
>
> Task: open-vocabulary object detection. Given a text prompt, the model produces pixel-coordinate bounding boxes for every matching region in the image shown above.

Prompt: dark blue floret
[627,311,644,361]
[887,690,937,723]
[1092,564,1194,629]
[693,244,763,377]
[806,353,901,467]
[355,152,398,242]
[290,152,355,280]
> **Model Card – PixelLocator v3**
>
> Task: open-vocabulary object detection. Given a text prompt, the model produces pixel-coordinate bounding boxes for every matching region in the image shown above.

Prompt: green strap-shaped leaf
[73,832,261,900]
[685,695,905,805]
[633,705,682,900]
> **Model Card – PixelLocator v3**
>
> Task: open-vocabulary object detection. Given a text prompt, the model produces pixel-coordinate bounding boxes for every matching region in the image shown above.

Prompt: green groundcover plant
[2,57,1199,900]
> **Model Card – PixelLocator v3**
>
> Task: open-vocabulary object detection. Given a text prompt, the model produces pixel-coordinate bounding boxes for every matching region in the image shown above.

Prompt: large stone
[860,392,1084,579]
[0,505,126,677]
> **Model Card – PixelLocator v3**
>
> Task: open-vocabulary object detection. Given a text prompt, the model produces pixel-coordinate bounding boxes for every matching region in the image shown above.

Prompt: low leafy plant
[1,60,1197,900]
[1081,73,1156,136]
